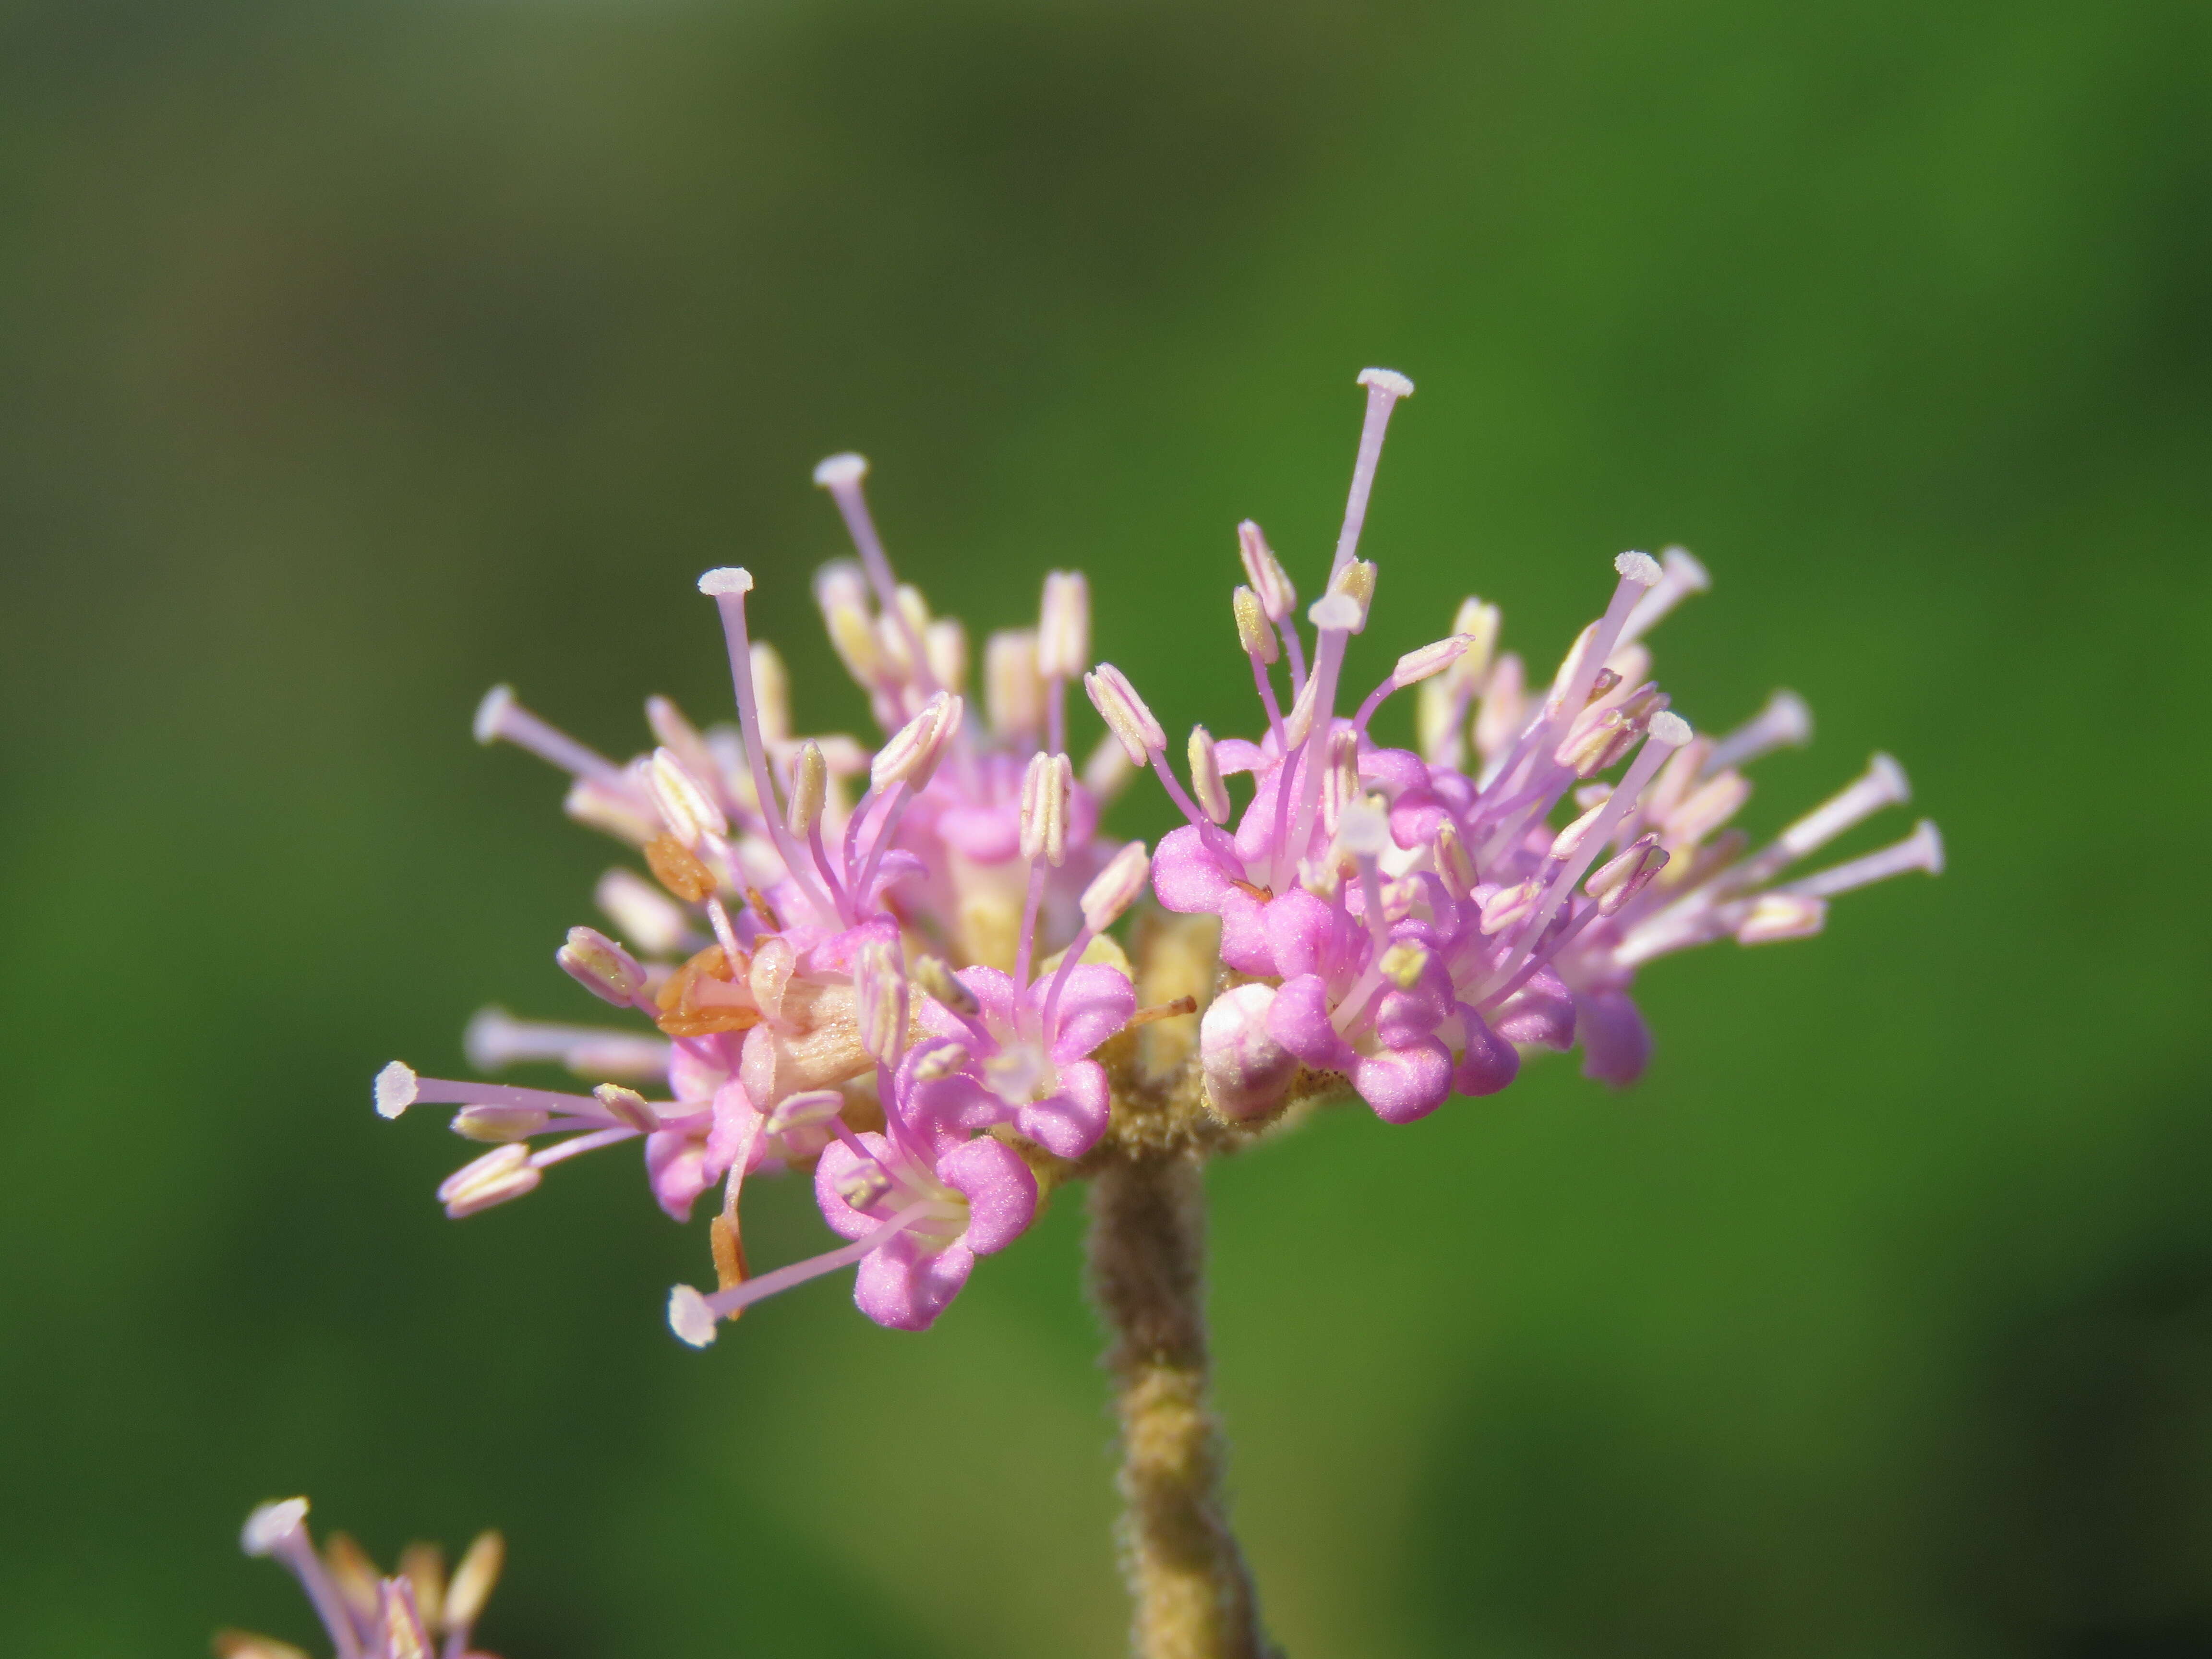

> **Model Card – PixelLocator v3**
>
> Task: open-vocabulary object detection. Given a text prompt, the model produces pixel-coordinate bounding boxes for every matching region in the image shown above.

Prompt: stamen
[1189,726,1231,825]
[1237,520,1297,623]
[1782,819,1944,899]
[1080,841,1152,935]
[855,935,909,1064]
[644,834,717,903]
[870,691,961,793]
[1734,892,1828,944]
[926,617,969,696]
[594,868,695,956]
[438,1145,542,1217]
[1769,753,1911,865]
[670,1201,940,1344]
[785,741,828,838]
[1082,663,1165,764]
[646,749,727,849]
[442,1533,505,1641]
[912,953,982,1019]
[1703,688,1814,775]
[696,568,839,925]
[472,685,627,786]
[1551,552,1663,733]
[813,454,936,693]
[1328,368,1415,583]
[985,629,1045,738]
[240,1500,366,1659]
[750,642,793,746]
[1233,586,1278,664]
[1019,750,1074,866]
[1355,632,1473,730]
[1615,545,1712,648]
[1038,570,1091,757]
[556,926,647,1007]
[462,1009,670,1080]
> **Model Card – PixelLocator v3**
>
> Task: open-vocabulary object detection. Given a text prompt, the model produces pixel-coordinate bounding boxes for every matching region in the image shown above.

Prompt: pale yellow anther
[1664,769,1752,846]
[437,1144,541,1217]
[926,618,969,697]
[1393,633,1473,689]
[1237,520,1297,621]
[870,692,961,792]
[1189,725,1230,825]
[1479,879,1540,936]
[1037,570,1091,680]
[826,602,883,685]
[1233,585,1278,664]
[912,953,980,1018]
[985,629,1044,735]
[1081,840,1151,933]
[1416,677,1457,763]
[1281,667,1322,747]
[454,1104,549,1143]
[1473,651,1527,762]
[442,1532,505,1634]
[593,1083,659,1132]
[1322,733,1365,836]
[785,741,828,837]
[1735,891,1828,944]
[1019,750,1074,866]
[648,748,728,848]
[1379,942,1430,990]
[1327,559,1377,633]
[912,1041,971,1082]
[1548,798,1611,863]
[1083,664,1164,764]
[855,936,909,1062]
[1585,833,1662,900]
[1434,820,1477,896]
[1447,598,1501,691]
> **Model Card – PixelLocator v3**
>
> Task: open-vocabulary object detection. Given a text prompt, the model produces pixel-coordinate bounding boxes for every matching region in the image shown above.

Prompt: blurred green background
[2,0,2208,1654]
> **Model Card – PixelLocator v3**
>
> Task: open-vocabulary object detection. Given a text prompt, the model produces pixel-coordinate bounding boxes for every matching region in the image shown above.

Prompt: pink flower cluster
[373,368,1942,1344]
[379,455,1152,1338]
[1095,370,1942,1125]
[226,1497,504,1659]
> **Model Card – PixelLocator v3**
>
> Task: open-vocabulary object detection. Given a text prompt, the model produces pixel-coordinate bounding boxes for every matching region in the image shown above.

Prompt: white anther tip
[1661,546,1712,591]
[811,453,869,488]
[1308,593,1362,632]
[697,567,754,598]
[472,684,514,745]
[1615,550,1664,587]
[1648,711,1694,748]
[374,1061,419,1119]
[668,1285,719,1348]
[1869,751,1911,803]
[241,1498,309,1556]
[1357,367,1415,398]
[1770,688,1814,744]
[1912,818,1945,875]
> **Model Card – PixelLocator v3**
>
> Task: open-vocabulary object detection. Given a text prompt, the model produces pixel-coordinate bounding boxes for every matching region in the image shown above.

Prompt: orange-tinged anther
[655,945,760,1037]
[709,1213,750,1302]
[644,834,717,903]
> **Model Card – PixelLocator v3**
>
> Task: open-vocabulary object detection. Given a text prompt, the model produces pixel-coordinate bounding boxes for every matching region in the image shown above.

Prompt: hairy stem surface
[1087,1152,1274,1659]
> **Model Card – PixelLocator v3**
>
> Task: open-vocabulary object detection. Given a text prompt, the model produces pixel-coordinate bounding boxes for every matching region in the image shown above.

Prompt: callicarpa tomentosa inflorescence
[373,369,1940,1658]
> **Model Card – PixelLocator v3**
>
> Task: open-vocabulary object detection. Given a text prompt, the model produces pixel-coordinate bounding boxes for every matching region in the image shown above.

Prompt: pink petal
[814,1134,892,1242]
[854,1232,974,1331]
[1451,1006,1520,1096]
[703,1078,763,1178]
[1266,974,1357,1070]
[644,1130,711,1222]
[1265,888,1338,982]
[1217,887,1277,975]
[938,1136,1038,1254]
[1047,964,1138,1062]
[1016,1060,1111,1158]
[1353,1038,1454,1125]
[1152,824,1241,914]
[953,966,1021,1045]
[937,804,1021,863]
[1492,969,1577,1051]
[1575,988,1653,1087]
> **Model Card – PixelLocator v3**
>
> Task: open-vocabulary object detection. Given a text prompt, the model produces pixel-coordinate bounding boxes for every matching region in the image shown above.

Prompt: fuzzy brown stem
[1087,1152,1275,1659]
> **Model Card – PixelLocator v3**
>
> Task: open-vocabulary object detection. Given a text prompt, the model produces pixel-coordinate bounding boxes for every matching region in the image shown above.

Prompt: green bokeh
[2,1,2207,1654]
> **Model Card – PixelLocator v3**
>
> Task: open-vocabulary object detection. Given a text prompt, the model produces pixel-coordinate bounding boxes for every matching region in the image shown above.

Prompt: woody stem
[1086,1152,1274,1659]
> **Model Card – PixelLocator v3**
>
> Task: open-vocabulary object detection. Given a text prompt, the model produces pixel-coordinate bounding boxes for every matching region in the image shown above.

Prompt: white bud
[1189,726,1230,824]
[1237,520,1297,621]
[1083,664,1165,764]
[1037,570,1091,680]
[557,926,647,1006]
[1080,841,1151,933]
